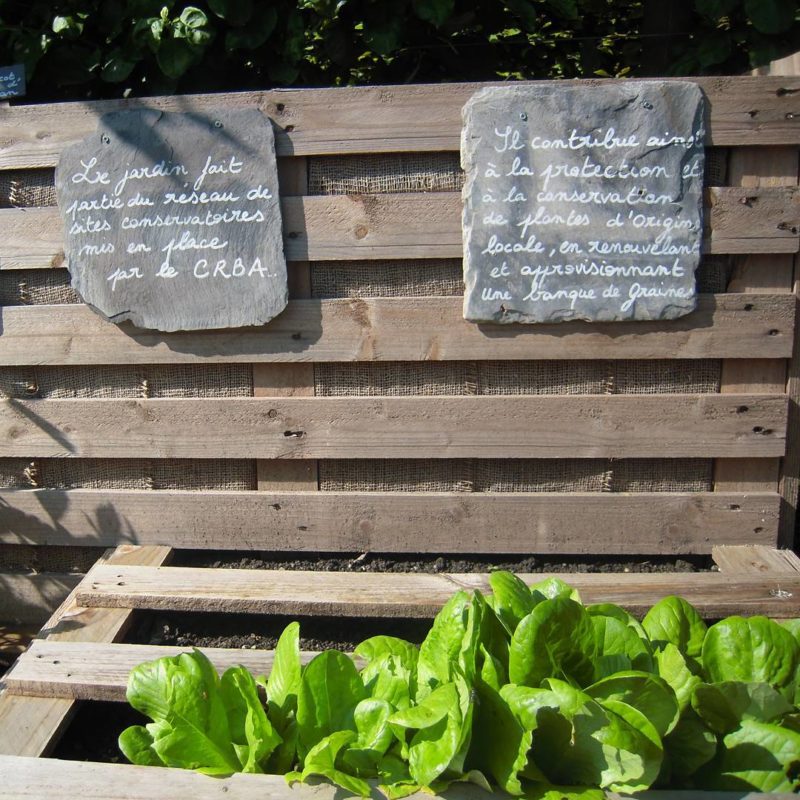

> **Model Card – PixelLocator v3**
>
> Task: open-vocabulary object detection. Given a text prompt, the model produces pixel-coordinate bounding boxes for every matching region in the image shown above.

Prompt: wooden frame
[1,543,799,798]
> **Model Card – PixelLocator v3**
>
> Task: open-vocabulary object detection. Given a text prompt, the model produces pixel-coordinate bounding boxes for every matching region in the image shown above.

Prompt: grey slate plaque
[56,108,287,332]
[0,64,25,99]
[462,81,706,323]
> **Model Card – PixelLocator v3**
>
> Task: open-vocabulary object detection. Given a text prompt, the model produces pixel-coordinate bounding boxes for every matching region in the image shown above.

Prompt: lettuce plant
[121,573,800,796]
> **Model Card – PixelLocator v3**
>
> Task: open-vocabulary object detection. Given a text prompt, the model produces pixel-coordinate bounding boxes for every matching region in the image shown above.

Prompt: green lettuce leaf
[489,570,535,633]
[296,650,366,758]
[691,680,794,735]
[642,596,707,663]
[469,678,533,795]
[122,649,240,774]
[702,616,800,699]
[503,678,662,792]
[287,729,371,797]
[586,670,679,737]
[416,590,472,699]
[654,642,702,712]
[661,708,717,783]
[509,597,597,688]
[697,718,800,792]
[219,665,282,772]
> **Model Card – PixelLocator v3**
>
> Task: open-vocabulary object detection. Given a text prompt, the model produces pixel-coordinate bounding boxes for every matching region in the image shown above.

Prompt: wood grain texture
[256,157,318,492]
[0,394,788,459]
[0,545,170,757]
[0,188,795,271]
[77,563,800,619]
[0,77,798,171]
[0,489,780,554]
[1,755,791,800]
[0,294,793,366]
[714,147,798,500]
[713,543,800,574]
[0,573,80,625]
[3,640,323,702]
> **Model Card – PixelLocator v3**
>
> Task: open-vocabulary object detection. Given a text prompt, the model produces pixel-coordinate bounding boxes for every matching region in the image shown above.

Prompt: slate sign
[56,108,287,331]
[462,81,706,323]
[0,64,25,99]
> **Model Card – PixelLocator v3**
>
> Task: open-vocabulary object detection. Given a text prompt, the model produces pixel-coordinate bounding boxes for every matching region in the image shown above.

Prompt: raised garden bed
[1,543,799,797]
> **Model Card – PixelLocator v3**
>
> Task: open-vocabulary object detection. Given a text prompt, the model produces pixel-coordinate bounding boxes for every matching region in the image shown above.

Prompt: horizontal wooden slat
[0,545,172,759]
[0,78,798,171]
[0,295,793,366]
[1,755,790,800]
[0,188,796,271]
[0,395,787,459]
[77,563,800,619]
[0,489,780,554]
[2,641,316,702]
[712,543,800,574]
[0,573,81,625]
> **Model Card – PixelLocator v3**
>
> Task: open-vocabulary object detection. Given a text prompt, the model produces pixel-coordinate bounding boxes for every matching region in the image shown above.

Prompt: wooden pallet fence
[0,75,798,618]
[0,77,797,170]
[1,186,797,270]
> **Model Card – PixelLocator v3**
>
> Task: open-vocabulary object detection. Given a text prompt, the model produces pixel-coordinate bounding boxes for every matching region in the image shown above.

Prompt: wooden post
[253,157,318,491]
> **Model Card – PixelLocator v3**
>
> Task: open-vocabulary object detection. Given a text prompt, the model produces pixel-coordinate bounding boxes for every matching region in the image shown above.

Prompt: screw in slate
[101,134,110,144]
[214,120,223,128]
[519,112,528,121]
[642,101,653,110]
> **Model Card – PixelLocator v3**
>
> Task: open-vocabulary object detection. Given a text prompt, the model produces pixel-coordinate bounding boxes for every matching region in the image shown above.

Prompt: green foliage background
[0,0,798,101]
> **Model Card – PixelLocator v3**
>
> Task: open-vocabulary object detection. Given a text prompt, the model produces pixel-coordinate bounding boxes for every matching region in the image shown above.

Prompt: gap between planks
[0,545,170,758]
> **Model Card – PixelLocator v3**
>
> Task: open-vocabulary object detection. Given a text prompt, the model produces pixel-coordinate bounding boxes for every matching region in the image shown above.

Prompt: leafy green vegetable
[509,597,597,688]
[699,718,800,792]
[120,576,800,796]
[489,571,535,634]
[692,680,794,735]
[121,650,245,774]
[642,595,707,662]
[702,616,800,698]
[296,649,366,757]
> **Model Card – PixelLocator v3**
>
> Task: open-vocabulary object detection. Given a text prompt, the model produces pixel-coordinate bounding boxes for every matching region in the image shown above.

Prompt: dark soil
[128,610,431,652]
[51,701,146,764]
[175,550,712,574]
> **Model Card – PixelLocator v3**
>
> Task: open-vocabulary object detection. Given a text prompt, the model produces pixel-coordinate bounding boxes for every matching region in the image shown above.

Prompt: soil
[128,610,432,652]
[175,550,712,575]
[51,701,147,764]
[139,552,709,652]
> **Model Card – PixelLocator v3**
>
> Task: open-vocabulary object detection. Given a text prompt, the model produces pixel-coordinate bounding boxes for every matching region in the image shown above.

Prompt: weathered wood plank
[77,563,800,619]
[0,545,170,757]
[0,489,780,554]
[0,573,81,625]
[0,77,798,171]
[713,543,800,574]
[256,157,318,492]
[0,295,793,366]
[0,755,790,800]
[2,641,322,701]
[0,395,788,459]
[0,188,795,271]
[713,147,798,512]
